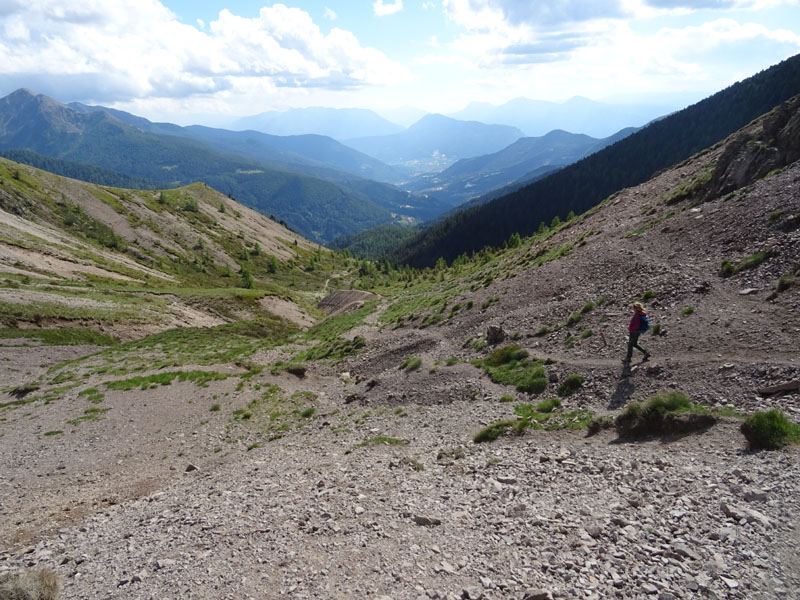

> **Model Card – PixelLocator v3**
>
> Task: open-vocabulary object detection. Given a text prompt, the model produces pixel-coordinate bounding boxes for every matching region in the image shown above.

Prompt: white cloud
[373,0,404,17]
[0,0,411,107]
[324,7,338,20]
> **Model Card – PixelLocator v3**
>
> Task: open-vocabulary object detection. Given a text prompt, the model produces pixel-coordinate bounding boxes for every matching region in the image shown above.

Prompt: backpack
[638,314,650,333]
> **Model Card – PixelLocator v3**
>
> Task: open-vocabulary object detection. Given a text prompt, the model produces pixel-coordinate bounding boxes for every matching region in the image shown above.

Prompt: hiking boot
[642,352,651,362]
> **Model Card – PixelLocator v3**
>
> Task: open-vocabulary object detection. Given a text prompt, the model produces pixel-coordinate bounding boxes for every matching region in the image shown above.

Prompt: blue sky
[1,1,799,125]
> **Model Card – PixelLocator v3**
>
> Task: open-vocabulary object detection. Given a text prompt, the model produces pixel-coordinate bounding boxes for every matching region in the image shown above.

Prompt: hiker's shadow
[609,366,635,409]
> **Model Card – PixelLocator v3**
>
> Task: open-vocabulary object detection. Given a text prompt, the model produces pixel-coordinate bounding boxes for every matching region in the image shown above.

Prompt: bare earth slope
[1,101,799,599]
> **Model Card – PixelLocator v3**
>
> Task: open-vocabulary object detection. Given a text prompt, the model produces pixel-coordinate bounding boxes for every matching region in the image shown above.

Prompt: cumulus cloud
[324,7,338,20]
[0,0,411,106]
[373,0,404,17]
[442,0,799,67]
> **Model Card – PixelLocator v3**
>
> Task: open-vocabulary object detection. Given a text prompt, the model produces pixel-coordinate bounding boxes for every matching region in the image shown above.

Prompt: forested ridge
[390,53,800,268]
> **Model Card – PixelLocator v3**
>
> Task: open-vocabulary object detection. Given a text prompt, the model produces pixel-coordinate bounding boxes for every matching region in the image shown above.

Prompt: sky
[1,0,799,125]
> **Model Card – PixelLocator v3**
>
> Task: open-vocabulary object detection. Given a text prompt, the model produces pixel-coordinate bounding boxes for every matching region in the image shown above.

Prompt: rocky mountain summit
[1,98,799,599]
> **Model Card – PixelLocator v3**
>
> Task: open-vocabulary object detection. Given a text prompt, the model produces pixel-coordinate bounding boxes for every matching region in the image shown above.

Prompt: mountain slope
[393,53,800,267]
[344,114,525,174]
[405,127,636,208]
[0,89,416,243]
[0,155,349,337]
[69,101,405,184]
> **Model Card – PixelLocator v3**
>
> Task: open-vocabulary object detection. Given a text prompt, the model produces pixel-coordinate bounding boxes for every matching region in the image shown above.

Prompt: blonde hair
[632,302,644,312]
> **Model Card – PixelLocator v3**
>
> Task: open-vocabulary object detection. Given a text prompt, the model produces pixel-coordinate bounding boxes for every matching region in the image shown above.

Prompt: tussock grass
[399,356,422,372]
[615,392,716,438]
[557,374,585,397]
[474,420,514,443]
[741,409,800,450]
[474,403,594,443]
[472,345,548,394]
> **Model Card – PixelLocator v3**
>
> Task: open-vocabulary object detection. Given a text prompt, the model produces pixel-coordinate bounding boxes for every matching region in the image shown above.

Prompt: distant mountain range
[405,127,637,207]
[344,114,525,175]
[231,107,404,140]
[0,89,449,243]
[450,96,676,137]
[0,86,701,249]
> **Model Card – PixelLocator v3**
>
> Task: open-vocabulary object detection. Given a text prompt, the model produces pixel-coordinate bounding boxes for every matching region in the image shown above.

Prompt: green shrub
[682,306,695,315]
[566,311,581,326]
[533,326,551,337]
[641,290,655,300]
[557,374,585,397]
[580,329,593,339]
[500,394,515,403]
[518,374,548,394]
[777,274,795,292]
[720,260,735,277]
[536,398,561,413]
[210,403,221,412]
[580,301,595,314]
[741,410,800,450]
[484,345,528,366]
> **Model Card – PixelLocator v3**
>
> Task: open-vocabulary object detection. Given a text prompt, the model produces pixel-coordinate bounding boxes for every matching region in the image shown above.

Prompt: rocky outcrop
[703,94,800,200]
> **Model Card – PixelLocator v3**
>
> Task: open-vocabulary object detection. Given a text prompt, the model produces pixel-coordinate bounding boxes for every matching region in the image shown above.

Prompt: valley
[1,86,799,599]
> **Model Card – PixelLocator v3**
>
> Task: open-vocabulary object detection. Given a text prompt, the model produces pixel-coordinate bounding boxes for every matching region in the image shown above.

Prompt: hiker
[624,302,650,363]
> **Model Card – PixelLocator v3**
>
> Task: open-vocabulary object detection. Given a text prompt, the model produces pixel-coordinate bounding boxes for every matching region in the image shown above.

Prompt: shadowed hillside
[392,53,800,267]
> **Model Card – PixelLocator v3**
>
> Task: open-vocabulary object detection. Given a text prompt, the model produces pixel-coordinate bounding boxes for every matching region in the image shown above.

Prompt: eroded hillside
[0,160,354,337]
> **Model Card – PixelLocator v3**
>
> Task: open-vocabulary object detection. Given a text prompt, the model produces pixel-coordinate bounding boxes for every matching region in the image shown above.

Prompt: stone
[412,515,442,527]
[522,589,553,600]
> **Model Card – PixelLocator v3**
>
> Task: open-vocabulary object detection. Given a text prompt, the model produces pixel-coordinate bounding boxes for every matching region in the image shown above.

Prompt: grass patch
[536,398,562,413]
[473,420,514,443]
[293,335,365,362]
[474,403,594,443]
[682,306,695,315]
[43,430,63,436]
[615,392,716,438]
[471,345,548,394]
[400,356,422,372]
[741,409,800,450]
[721,250,773,277]
[0,328,118,346]
[67,406,110,425]
[557,374,585,397]
[106,370,230,391]
[78,387,104,404]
